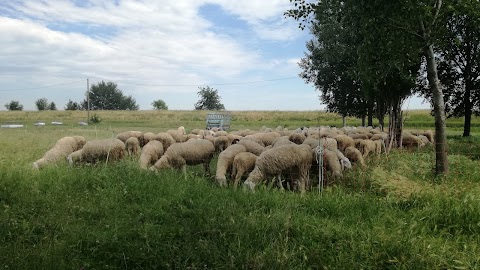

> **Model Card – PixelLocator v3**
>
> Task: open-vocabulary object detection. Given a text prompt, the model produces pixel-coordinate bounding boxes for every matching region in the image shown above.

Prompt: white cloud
[0,0,344,111]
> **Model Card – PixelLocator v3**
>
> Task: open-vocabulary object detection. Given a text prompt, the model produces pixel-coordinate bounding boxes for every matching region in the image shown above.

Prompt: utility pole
[87,78,90,123]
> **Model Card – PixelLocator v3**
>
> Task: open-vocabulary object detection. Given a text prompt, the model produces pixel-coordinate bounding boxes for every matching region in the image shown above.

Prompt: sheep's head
[153,156,171,170]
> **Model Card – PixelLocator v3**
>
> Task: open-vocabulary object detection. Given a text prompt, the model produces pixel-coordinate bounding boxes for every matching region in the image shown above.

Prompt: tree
[152,99,168,110]
[194,86,225,110]
[4,100,23,111]
[65,99,80,110]
[35,98,49,111]
[418,1,480,137]
[48,101,57,111]
[84,81,139,110]
[286,0,450,175]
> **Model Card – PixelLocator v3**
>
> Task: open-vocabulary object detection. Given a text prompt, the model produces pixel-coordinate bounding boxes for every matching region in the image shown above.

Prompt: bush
[90,114,102,124]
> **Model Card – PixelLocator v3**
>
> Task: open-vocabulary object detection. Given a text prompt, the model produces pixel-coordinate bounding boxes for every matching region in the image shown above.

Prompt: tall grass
[1,110,480,268]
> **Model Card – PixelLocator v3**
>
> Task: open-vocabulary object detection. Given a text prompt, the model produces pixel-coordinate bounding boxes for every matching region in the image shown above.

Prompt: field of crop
[1,110,480,269]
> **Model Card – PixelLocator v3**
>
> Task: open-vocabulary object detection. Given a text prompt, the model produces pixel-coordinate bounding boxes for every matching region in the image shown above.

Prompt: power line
[0,79,84,92]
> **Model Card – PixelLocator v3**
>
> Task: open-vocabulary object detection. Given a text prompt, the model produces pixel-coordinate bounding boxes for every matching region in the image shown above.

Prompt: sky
[0,0,431,111]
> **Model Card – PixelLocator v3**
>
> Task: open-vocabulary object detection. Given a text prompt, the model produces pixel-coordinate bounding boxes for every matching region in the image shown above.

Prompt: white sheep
[244,144,312,194]
[125,137,141,156]
[139,140,164,169]
[150,139,215,179]
[155,132,176,152]
[215,144,247,186]
[116,131,144,146]
[236,139,265,156]
[33,136,86,169]
[344,146,366,167]
[69,138,125,165]
[166,126,187,143]
[214,135,229,153]
[231,152,257,188]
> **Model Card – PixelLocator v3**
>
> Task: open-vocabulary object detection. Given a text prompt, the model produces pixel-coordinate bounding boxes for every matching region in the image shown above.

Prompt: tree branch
[430,0,443,30]
[387,18,424,40]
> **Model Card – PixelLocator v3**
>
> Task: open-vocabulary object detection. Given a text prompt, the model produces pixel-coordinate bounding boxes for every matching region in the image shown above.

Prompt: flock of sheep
[32,125,434,194]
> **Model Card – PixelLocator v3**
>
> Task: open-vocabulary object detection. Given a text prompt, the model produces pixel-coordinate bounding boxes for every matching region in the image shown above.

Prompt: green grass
[1,110,480,269]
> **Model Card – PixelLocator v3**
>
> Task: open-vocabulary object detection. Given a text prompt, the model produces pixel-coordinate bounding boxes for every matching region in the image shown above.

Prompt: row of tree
[286,0,480,175]
[4,82,225,111]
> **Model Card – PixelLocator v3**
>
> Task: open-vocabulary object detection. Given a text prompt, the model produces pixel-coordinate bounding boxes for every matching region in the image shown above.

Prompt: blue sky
[0,0,430,111]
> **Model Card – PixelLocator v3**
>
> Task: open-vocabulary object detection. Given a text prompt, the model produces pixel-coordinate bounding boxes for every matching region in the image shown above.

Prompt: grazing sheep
[372,139,385,155]
[316,148,343,178]
[244,144,312,194]
[227,133,243,145]
[67,149,84,165]
[370,133,388,142]
[344,146,366,167]
[303,137,337,152]
[214,130,228,137]
[167,126,187,143]
[245,132,281,146]
[288,133,306,144]
[125,137,141,156]
[116,131,144,147]
[272,137,295,147]
[231,152,258,188]
[334,134,355,152]
[356,139,376,158]
[150,139,215,178]
[69,138,125,164]
[139,140,164,169]
[214,135,229,153]
[402,132,426,148]
[155,132,176,151]
[33,136,86,169]
[204,135,215,144]
[236,139,265,156]
[187,134,203,140]
[348,133,370,140]
[143,132,157,145]
[336,149,352,170]
[215,144,247,186]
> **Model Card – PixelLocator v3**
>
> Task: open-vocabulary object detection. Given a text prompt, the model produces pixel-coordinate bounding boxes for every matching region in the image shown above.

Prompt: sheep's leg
[277,174,285,191]
[233,168,245,189]
[182,165,187,180]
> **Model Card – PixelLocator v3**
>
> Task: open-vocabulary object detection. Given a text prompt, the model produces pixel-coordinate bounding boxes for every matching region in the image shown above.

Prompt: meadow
[1,110,480,269]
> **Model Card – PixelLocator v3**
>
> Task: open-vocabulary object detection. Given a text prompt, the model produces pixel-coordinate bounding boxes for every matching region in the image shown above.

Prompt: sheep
[116,131,144,147]
[215,144,247,186]
[315,148,343,179]
[33,136,86,169]
[204,135,215,144]
[372,139,385,155]
[139,140,164,169]
[356,139,377,158]
[303,137,337,152]
[348,133,370,140]
[143,132,157,145]
[288,133,306,144]
[66,149,84,165]
[68,138,125,165]
[402,132,426,148]
[236,139,265,156]
[334,134,355,152]
[244,144,312,194]
[150,139,215,179]
[187,134,203,140]
[227,133,243,145]
[272,136,295,147]
[344,146,366,167]
[214,135,229,153]
[336,149,352,170]
[244,132,281,146]
[167,126,187,143]
[231,152,258,188]
[214,130,228,137]
[155,132,176,151]
[125,137,141,156]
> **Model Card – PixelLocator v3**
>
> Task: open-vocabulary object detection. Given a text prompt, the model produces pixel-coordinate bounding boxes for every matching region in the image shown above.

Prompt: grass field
[1,110,480,269]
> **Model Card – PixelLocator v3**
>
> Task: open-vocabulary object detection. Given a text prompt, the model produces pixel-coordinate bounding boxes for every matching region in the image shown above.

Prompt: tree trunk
[463,81,472,137]
[342,115,347,127]
[361,116,366,127]
[367,101,374,127]
[423,39,449,175]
